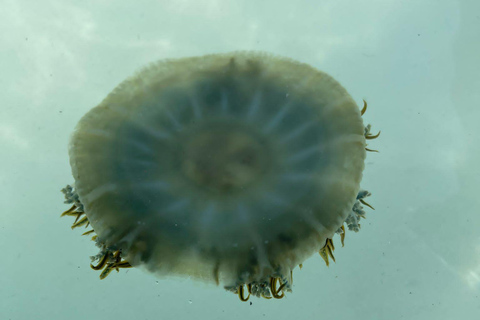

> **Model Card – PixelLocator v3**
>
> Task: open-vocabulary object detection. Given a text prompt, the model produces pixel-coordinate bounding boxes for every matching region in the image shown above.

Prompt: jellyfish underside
[61,52,379,301]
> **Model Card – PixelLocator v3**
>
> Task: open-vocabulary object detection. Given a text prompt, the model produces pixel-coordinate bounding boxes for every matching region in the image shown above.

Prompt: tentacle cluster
[61,185,132,279]
[225,274,291,301]
[361,100,381,152]
[61,185,91,233]
[318,99,378,269]
[90,241,132,279]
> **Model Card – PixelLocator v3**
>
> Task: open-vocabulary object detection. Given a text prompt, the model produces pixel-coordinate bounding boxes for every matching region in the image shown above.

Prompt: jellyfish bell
[61,51,379,301]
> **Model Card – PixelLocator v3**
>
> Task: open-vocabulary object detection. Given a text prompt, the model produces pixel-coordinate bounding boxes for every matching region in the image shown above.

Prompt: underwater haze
[1,0,479,319]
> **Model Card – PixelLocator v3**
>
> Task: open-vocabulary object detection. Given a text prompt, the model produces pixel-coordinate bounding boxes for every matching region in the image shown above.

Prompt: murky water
[1,1,479,319]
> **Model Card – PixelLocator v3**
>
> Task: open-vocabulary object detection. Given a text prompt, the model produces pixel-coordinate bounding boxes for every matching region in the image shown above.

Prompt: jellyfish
[61,51,379,301]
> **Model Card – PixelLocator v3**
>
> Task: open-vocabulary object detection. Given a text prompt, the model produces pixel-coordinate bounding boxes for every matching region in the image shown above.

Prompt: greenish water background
[1,0,479,319]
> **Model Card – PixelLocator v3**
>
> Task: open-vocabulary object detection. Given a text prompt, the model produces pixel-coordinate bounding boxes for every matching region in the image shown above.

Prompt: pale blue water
[1,1,479,319]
